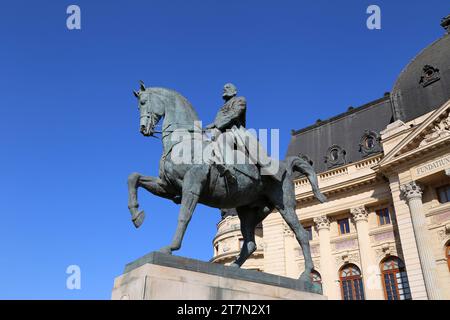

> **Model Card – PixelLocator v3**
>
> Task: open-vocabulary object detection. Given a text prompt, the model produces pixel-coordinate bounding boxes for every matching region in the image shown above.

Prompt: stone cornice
[296,172,380,203]
[330,233,358,244]
[368,224,394,236]
[376,137,450,172]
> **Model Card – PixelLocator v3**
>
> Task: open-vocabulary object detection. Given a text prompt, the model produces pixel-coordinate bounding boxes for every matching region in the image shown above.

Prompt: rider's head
[222,83,237,101]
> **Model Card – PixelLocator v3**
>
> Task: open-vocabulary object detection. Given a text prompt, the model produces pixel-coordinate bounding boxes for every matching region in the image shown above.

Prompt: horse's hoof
[132,210,145,228]
[159,246,173,255]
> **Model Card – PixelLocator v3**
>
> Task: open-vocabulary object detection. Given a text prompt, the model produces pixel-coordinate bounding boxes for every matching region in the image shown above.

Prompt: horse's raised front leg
[127,172,177,228]
[159,165,208,255]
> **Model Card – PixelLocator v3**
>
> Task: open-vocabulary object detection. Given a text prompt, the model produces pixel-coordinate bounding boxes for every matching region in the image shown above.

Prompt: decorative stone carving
[350,206,368,222]
[359,130,382,157]
[314,215,330,230]
[335,251,360,266]
[400,181,423,201]
[419,65,441,87]
[438,224,450,240]
[324,145,347,169]
[375,242,397,260]
[419,112,450,147]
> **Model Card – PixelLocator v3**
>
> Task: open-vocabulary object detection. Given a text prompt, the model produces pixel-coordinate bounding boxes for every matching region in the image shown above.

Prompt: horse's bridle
[140,102,160,136]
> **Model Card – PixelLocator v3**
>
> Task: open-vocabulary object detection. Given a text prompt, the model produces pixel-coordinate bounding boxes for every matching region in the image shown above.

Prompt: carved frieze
[419,112,450,147]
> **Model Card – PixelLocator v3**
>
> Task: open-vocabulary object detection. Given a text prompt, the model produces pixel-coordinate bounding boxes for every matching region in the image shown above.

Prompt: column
[400,181,442,300]
[350,206,384,300]
[313,215,340,299]
[262,213,287,276]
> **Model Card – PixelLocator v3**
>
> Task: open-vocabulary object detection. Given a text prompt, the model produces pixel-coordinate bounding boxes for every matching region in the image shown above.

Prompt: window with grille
[376,208,391,226]
[447,243,450,272]
[310,270,322,292]
[437,185,450,204]
[340,264,365,300]
[338,218,351,235]
[381,257,412,300]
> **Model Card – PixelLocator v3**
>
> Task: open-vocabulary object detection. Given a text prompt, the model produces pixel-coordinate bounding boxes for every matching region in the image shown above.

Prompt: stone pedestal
[112,252,326,300]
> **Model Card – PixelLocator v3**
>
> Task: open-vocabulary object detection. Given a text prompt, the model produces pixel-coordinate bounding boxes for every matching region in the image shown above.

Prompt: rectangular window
[376,208,391,226]
[338,218,350,235]
[304,226,313,241]
[437,185,450,204]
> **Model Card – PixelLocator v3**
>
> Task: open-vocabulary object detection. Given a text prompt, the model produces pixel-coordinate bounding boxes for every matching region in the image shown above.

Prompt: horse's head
[133,81,164,137]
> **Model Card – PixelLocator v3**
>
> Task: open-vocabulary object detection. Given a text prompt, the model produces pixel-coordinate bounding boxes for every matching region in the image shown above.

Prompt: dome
[391,20,450,122]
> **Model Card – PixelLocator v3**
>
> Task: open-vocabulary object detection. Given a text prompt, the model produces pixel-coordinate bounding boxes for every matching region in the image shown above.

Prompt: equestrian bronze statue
[127,81,327,286]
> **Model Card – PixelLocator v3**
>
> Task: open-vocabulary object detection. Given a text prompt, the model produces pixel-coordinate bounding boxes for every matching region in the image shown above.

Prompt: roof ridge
[291,95,391,136]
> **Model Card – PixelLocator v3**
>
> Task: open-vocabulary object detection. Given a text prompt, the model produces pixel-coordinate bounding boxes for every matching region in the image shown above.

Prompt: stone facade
[211,100,450,300]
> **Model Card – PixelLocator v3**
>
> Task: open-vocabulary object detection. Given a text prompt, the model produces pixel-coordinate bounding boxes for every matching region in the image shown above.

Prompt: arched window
[381,257,412,300]
[446,242,450,272]
[340,264,365,300]
[310,270,322,293]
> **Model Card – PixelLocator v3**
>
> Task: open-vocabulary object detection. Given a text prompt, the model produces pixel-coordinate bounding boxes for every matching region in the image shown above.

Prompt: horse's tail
[285,156,327,203]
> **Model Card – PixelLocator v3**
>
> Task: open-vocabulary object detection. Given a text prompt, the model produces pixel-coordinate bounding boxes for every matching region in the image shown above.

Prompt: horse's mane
[147,87,198,116]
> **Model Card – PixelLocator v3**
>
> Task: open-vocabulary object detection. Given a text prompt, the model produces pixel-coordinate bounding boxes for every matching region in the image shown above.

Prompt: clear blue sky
[0,0,448,299]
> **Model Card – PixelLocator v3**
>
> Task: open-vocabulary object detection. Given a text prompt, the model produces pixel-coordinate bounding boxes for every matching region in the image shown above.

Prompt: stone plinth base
[112,252,326,300]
